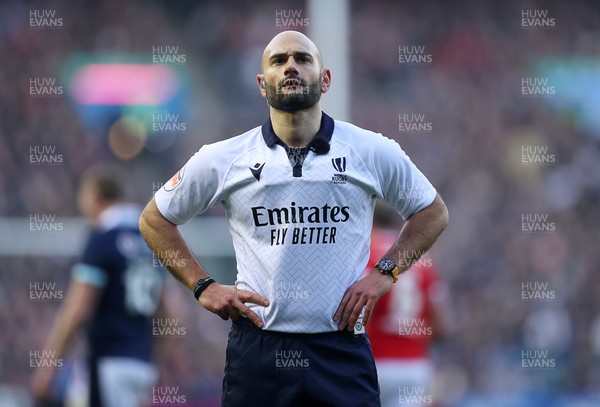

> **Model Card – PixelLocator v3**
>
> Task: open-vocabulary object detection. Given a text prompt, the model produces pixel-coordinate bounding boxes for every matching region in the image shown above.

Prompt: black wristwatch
[193,277,216,300]
[375,258,399,283]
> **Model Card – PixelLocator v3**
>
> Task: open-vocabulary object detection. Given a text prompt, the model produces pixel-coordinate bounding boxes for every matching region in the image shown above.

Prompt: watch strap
[193,277,216,300]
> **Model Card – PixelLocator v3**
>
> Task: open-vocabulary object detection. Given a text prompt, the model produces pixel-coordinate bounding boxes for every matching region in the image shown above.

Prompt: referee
[140,31,448,407]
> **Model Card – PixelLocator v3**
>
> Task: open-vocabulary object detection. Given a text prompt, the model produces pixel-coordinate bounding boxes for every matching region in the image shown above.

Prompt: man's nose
[283,58,299,76]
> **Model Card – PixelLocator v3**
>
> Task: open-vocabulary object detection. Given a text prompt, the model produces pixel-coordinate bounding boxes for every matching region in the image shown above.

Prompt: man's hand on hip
[333,271,393,332]
[198,283,269,328]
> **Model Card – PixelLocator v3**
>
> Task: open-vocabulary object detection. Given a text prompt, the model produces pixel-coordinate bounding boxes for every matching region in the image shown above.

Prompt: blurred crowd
[1,0,600,405]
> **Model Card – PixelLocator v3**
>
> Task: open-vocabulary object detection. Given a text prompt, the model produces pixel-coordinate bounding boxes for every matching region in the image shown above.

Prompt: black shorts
[222,318,380,407]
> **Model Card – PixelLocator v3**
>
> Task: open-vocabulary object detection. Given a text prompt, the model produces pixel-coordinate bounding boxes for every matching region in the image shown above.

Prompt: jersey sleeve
[154,145,227,225]
[371,135,437,220]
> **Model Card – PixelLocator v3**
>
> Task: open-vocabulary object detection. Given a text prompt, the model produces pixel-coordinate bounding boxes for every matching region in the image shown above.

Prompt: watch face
[377,258,397,272]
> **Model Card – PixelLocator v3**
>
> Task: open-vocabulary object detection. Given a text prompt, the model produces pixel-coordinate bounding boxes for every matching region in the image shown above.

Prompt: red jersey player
[366,203,451,407]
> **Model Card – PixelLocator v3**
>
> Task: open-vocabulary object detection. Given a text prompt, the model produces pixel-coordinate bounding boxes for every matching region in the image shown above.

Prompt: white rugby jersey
[155,113,436,333]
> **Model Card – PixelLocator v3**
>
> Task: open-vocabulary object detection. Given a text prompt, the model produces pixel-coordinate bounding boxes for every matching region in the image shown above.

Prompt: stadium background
[1,0,600,406]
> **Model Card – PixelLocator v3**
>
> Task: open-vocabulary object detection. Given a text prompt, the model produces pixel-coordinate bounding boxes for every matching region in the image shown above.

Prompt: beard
[265,77,322,112]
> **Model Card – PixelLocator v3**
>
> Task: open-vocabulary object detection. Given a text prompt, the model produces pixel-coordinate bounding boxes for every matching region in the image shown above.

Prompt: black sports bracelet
[193,277,216,300]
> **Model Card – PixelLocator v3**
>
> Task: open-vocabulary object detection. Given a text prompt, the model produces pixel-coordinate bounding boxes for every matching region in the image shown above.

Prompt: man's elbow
[421,194,448,231]
[139,199,176,236]
[435,195,449,231]
[139,199,162,238]
[139,205,151,237]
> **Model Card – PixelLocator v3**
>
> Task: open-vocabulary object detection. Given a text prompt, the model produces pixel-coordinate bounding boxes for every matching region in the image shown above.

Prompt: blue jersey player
[32,170,163,407]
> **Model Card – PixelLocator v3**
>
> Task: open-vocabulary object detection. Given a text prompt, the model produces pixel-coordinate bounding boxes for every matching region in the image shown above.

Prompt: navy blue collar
[261,112,334,148]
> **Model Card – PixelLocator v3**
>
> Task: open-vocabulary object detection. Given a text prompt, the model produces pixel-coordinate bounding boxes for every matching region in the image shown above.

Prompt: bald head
[257,30,331,113]
[261,31,324,72]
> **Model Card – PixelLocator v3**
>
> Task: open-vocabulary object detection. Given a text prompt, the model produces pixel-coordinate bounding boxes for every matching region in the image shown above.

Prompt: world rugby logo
[331,157,346,173]
[331,157,347,185]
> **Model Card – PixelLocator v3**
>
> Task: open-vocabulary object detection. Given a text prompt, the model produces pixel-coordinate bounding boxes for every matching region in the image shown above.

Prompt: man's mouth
[282,78,303,87]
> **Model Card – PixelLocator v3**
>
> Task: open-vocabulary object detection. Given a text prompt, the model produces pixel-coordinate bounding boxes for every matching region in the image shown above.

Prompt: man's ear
[321,69,331,93]
[257,74,267,97]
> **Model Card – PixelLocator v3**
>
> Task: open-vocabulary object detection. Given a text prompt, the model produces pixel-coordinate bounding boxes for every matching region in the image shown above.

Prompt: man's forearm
[43,281,100,360]
[139,199,208,290]
[383,194,449,273]
[44,297,82,360]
